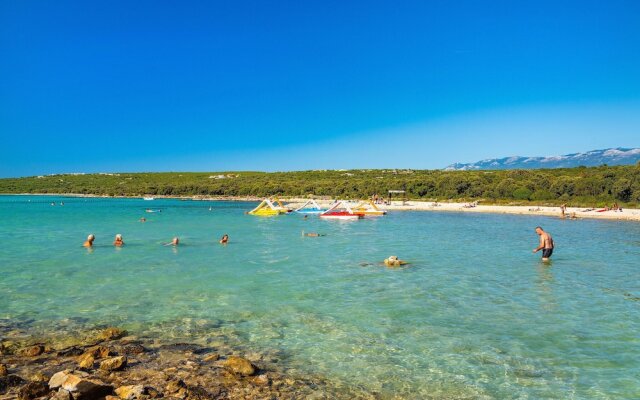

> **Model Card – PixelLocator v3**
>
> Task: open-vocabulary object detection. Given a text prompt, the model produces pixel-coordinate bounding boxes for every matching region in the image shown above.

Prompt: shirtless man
[532,226,554,261]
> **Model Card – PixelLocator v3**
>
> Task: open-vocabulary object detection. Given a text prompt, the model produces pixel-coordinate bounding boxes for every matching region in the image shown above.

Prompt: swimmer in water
[164,237,179,246]
[83,234,95,247]
[219,234,229,244]
[302,231,324,237]
[384,255,407,267]
[139,217,146,222]
[113,234,124,247]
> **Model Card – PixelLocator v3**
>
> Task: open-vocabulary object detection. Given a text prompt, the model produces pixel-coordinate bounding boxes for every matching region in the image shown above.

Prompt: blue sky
[1,0,639,177]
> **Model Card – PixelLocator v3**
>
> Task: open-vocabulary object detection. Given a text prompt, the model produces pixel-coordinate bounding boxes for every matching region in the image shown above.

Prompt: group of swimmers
[83,233,229,247]
[82,225,555,267]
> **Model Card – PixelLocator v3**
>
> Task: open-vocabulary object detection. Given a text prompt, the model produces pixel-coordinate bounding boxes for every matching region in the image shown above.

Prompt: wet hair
[535,226,543,230]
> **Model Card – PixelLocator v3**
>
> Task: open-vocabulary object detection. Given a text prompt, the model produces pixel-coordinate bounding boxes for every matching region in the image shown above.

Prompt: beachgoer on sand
[532,226,554,261]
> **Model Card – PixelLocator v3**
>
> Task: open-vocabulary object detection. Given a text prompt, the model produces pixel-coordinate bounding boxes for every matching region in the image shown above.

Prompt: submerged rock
[18,381,49,400]
[100,356,127,372]
[121,344,145,355]
[224,356,256,376]
[202,353,220,362]
[29,371,50,382]
[0,340,17,355]
[165,379,186,394]
[0,374,26,394]
[0,363,7,377]
[19,345,44,357]
[186,385,216,399]
[99,327,127,341]
[5,328,364,399]
[252,374,270,386]
[56,346,85,357]
[50,388,72,400]
[85,345,114,358]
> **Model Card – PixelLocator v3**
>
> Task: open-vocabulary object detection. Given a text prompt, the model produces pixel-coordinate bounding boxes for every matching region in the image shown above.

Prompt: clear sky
[1,0,639,177]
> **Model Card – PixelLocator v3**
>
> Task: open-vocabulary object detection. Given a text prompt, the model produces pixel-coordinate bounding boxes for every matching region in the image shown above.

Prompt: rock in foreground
[224,356,257,376]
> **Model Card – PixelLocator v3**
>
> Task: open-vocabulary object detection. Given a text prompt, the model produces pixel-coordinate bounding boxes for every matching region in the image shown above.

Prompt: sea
[1,195,639,398]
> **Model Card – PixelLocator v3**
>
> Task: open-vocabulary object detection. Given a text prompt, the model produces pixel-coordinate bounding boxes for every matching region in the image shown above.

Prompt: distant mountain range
[444,148,640,171]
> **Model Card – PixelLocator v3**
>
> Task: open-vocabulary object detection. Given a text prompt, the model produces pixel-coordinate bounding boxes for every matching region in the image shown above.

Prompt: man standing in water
[533,226,554,261]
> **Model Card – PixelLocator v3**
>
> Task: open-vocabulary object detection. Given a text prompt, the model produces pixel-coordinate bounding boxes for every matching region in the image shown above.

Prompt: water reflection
[535,264,556,311]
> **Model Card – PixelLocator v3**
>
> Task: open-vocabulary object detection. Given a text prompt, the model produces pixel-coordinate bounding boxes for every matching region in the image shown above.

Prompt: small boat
[320,201,364,220]
[143,196,155,201]
[145,209,162,213]
[294,199,327,214]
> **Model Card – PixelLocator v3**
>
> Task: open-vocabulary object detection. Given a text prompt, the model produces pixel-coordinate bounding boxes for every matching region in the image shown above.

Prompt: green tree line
[1,164,639,207]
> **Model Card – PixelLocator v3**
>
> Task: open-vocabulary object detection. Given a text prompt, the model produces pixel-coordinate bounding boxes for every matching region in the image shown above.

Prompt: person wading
[532,226,554,261]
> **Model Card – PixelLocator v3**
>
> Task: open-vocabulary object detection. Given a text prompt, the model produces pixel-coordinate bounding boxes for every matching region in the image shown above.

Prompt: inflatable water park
[248,198,385,220]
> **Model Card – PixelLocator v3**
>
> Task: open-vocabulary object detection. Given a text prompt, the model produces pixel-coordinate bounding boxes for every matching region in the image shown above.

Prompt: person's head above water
[535,226,544,234]
[172,237,179,245]
[219,234,229,244]
[384,255,406,267]
[114,234,124,246]
[83,234,95,247]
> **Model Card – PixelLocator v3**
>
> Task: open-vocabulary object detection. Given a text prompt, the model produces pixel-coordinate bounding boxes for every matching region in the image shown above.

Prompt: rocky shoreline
[1,327,371,400]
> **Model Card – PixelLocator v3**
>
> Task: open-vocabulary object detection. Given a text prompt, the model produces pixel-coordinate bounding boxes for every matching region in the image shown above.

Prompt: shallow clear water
[1,195,639,398]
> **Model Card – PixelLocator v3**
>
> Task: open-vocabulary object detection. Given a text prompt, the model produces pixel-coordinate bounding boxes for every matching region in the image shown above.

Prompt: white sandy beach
[382,201,640,221]
[285,199,640,222]
[7,193,640,222]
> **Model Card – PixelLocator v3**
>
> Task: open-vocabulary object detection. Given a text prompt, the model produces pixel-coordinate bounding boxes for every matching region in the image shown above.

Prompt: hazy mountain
[444,148,640,171]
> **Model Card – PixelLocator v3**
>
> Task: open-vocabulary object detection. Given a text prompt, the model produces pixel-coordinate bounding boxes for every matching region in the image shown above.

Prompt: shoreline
[2,193,639,222]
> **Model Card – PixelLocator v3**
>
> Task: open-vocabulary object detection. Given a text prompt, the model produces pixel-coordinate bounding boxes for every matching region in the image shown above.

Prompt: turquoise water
[1,195,639,398]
